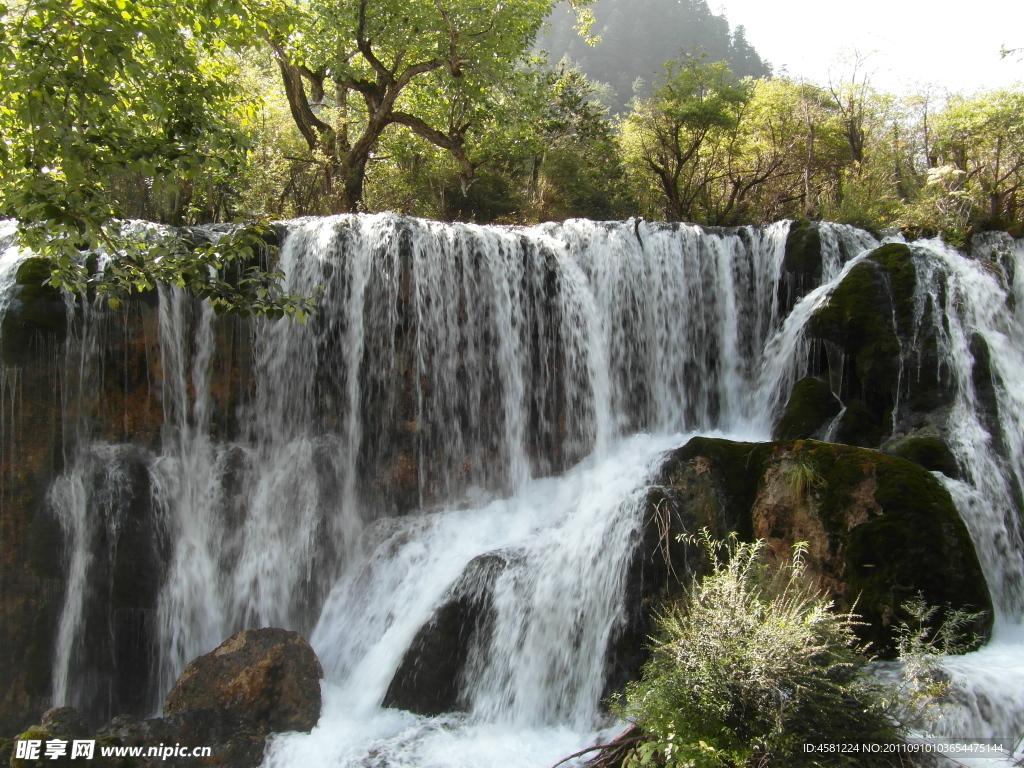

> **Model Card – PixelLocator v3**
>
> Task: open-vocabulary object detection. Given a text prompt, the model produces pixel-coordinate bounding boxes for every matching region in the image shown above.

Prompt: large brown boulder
[164,628,322,736]
[85,629,322,768]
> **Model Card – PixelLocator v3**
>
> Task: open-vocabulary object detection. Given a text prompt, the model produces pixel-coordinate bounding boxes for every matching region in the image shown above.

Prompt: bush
[618,531,899,767]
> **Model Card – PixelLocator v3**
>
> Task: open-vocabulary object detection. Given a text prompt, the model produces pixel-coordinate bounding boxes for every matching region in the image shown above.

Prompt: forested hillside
[541,0,771,112]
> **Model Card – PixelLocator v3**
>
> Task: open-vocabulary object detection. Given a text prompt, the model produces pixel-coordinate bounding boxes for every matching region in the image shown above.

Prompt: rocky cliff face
[0,258,250,733]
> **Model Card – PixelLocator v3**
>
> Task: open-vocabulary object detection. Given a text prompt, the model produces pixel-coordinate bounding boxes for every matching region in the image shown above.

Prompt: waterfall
[2,215,1024,762]
[142,215,794,695]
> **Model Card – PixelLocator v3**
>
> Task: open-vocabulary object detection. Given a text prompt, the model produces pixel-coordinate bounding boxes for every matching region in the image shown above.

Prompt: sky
[713,0,1024,94]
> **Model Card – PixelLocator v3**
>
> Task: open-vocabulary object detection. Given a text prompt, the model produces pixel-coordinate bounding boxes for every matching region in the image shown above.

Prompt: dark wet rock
[807,254,902,419]
[384,551,514,715]
[794,242,963,448]
[777,219,823,315]
[96,711,265,768]
[832,397,889,448]
[774,376,842,441]
[784,219,823,279]
[40,707,88,740]
[886,436,960,479]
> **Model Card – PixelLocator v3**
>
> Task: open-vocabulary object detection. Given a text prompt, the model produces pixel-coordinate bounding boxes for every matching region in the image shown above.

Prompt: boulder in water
[85,628,322,767]
[163,627,322,736]
[383,551,510,715]
[39,707,89,739]
[642,437,993,655]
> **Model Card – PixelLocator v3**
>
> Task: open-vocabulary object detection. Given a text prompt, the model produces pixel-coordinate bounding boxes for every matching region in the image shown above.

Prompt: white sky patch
[714,0,1024,94]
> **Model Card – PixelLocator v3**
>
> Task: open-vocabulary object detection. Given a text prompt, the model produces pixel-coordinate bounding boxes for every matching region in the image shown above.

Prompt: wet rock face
[806,254,903,441]
[778,220,824,316]
[383,551,509,715]
[643,437,993,656]
[780,239,1008,488]
[164,628,323,736]
[773,376,842,441]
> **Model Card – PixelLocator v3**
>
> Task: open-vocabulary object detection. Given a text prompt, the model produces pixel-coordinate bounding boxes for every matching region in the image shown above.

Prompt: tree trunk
[336,154,370,214]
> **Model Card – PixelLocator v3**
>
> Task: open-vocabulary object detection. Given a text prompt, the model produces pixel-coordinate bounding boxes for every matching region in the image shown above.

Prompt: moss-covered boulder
[808,252,903,409]
[643,437,992,655]
[773,376,842,441]
[784,219,823,279]
[886,436,960,478]
[777,219,824,314]
[791,242,963,448]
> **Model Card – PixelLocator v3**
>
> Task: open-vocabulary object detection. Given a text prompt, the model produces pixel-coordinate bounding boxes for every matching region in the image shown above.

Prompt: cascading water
[900,236,1024,748]
[2,215,1023,763]
[0,221,24,320]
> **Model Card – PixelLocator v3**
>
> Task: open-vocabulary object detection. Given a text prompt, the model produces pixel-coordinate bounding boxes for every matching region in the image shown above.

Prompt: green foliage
[1,0,1020,239]
[0,0,317,316]
[879,594,985,731]
[20,218,317,319]
[0,0,257,227]
[932,88,1024,229]
[360,57,629,222]
[621,57,752,222]
[784,459,827,504]
[262,0,597,213]
[620,531,896,767]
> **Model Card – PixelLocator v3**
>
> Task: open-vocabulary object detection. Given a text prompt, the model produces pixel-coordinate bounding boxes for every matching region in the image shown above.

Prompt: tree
[934,87,1024,227]
[738,77,852,221]
[516,61,630,220]
[265,0,593,213]
[621,57,750,222]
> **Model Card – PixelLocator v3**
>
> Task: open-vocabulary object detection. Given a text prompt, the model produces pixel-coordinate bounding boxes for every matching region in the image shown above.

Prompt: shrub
[618,531,899,767]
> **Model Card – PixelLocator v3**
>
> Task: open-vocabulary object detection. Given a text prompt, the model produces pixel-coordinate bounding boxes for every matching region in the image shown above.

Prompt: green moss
[807,253,911,443]
[887,438,959,479]
[783,219,822,277]
[834,398,889,448]
[811,261,901,391]
[804,444,992,654]
[868,243,916,337]
[773,376,841,441]
[10,727,55,768]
